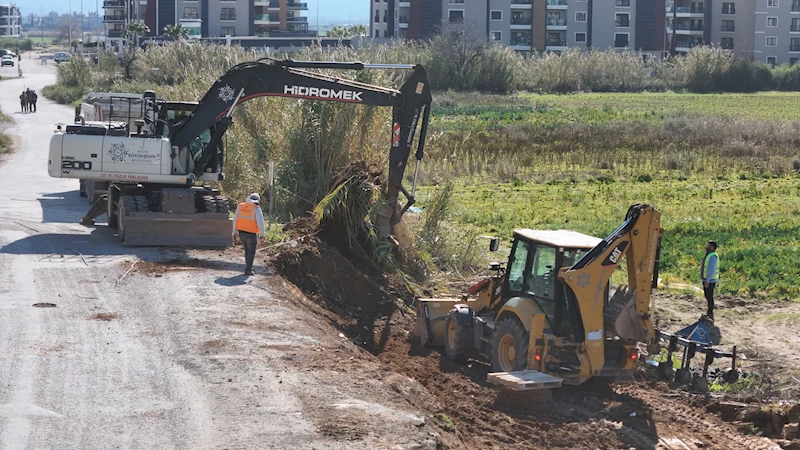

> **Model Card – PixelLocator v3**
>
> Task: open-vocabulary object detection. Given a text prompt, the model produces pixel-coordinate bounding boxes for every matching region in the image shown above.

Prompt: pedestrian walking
[19,91,26,113]
[31,90,37,113]
[232,193,266,276]
[700,240,720,320]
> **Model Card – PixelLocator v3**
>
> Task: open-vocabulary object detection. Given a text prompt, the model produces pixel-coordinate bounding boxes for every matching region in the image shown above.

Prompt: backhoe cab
[413,204,664,389]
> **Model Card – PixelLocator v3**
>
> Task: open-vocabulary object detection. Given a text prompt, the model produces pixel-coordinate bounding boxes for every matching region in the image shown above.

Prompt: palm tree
[327,26,349,38]
[348,24,367,37]
[124,22,150,50]
[163,23,190,41]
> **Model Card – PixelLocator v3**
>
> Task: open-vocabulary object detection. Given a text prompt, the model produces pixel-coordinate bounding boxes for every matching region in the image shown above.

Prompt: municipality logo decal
[218,85,236,103]
[108,143,128,162]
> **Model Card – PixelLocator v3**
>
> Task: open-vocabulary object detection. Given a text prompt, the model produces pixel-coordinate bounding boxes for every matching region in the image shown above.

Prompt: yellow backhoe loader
[413,203,664,390]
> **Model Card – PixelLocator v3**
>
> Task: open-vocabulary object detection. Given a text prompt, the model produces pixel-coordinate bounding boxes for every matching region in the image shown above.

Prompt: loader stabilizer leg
[80,194,108,226]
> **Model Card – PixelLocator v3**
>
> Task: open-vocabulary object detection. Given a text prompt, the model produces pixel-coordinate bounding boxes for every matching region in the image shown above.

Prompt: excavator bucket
[604,286,648,342]
[412,298,461,347]
[120,212,232,247]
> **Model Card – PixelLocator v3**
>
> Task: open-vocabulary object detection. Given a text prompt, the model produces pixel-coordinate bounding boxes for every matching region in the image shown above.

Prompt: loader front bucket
[412,298,461,347]
[120,212,232,247]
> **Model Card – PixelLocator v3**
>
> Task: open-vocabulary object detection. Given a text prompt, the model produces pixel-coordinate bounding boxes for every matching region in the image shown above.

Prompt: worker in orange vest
[232,193,266,275]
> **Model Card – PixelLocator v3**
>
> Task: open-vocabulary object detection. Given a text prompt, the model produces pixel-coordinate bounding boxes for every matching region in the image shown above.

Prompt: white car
[0,55,14,67]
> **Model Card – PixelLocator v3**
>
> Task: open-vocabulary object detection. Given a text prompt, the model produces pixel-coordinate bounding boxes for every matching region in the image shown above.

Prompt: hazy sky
[22,0,368,22]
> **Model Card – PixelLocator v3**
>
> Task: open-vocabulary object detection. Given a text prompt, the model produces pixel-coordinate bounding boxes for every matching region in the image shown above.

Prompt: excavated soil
[269,233,797,450]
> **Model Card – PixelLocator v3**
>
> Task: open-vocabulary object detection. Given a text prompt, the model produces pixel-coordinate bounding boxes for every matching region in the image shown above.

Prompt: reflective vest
[235,202,259,234]
[702,251,720,282]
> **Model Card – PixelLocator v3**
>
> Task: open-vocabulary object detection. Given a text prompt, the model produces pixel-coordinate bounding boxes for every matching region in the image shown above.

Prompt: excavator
[414,204,738,391]
[47,59,432,246]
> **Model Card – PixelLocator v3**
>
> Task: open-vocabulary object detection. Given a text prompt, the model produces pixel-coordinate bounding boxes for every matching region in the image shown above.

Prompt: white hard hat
[249,192,261,203]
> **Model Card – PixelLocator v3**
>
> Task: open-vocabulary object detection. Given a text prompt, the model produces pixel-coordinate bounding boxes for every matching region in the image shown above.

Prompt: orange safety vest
[235,202,260,233]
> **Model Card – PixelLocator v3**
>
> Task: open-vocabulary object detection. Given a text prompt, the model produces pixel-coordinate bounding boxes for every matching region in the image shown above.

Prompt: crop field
[416,91,800,301]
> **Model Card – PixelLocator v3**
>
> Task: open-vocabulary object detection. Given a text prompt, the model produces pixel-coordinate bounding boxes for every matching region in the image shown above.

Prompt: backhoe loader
[413,204,664,389]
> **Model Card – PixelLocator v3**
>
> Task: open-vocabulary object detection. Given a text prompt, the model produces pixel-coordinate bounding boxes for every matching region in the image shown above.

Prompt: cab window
[506,240,530,294]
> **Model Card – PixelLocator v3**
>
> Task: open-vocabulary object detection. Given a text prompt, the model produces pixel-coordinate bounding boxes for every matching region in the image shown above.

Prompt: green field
[431,91,800,130]
[415,91,800,300]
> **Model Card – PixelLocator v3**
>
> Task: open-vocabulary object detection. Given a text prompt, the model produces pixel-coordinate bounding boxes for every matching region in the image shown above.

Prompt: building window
[767,17,778,27]
[575,12,587,22]
[448,0,465,3]
[791,58,799,65]
[767,56,777,66]
[491,10,502,21]
[721,20,735,32]
[220,8,236,20]
[491,31,502,41]
[721,2,735,14]
[794,0,800,11]
[768,0,778,6]
[395,9,398,18]
[766,36,777,47]
[793,18,800,32]
[383,10,387,22]
[374,11,379,23]
[721,37,734,49]
[614,33,629,47]
[183,7,198,19]
[615,13,630,28]
[375,29,379,37]
[220,26,235,36]
[575,32,586,42]
[384,30,389,37]
[448,10,464,23]
[791,37,800,51]
[616,0,631,5]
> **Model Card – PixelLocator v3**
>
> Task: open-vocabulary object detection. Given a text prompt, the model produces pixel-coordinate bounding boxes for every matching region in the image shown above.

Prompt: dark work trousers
[703,282,716,319]
[239,231,257,273]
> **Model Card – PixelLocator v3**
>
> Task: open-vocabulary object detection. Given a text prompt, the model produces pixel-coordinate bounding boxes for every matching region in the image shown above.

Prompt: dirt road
[0,60,437,449]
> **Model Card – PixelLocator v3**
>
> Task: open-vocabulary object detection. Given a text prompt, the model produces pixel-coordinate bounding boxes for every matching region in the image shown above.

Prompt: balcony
[511,0,533,10]
[254,1,280,8]
[791,45,800,52]
[286,16,307,22]
[254,14,279,24]
[103,0,126,8]
[667,22,705,35]
[107,29,124,37]
[546,0,567,9]
[667,5,705,17]
[103,15,127,22]
[546,38,567,51]
[546,18,567,30]
[287,2,308,9]
[792,25,800,32]
[510,16,532,29]
[398,1,411,7]
[399,16,408,28]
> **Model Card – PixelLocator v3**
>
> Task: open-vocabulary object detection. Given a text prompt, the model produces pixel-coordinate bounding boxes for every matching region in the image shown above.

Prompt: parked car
[54,52,71,64]
[0,55,14,67]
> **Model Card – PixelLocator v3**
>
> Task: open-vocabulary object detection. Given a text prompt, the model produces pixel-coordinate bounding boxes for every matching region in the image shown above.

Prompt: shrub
[773,63,800,91]
[0,38,32,52]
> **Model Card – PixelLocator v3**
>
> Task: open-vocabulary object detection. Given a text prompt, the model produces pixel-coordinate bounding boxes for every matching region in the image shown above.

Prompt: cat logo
[602,241,629,266]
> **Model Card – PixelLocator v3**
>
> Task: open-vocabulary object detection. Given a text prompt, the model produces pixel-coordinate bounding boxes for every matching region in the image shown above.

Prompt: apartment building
[669,0,799,64]
[0,4,21,37]
[104,0,310,39]
[373,0,665,53]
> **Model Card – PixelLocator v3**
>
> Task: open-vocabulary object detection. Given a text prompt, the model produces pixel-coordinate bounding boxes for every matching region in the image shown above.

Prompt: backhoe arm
[169,59,433,233]
[558,204,663,373]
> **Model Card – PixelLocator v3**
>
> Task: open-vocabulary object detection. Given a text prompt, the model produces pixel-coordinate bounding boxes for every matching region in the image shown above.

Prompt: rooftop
[513,229,602,249]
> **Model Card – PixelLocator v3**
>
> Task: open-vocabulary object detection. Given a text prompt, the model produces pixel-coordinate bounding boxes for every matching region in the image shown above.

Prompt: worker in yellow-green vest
[700,240,720,320]
[233,193,266,276]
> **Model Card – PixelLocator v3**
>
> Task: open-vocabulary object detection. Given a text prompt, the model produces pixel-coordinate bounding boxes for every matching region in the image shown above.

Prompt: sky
[21,0,368,24]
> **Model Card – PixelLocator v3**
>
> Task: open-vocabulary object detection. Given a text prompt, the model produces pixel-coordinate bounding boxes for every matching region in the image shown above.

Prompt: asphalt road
[0,58,436,450]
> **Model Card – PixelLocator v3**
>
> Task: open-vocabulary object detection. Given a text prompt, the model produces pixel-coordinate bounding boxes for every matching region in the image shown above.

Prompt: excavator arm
[168,59,433,233]
[558,204,663,374]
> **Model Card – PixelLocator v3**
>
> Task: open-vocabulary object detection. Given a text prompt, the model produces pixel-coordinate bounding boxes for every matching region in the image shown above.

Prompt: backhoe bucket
[120,212,232,247]
[604,286,647,342]
[412,298,461,347]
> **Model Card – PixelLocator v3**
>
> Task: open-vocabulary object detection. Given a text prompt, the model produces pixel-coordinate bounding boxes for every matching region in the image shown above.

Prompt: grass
[413,175,800,300]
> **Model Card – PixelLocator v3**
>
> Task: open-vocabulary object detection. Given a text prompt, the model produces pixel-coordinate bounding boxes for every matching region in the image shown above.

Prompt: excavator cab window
[506,239,531,294]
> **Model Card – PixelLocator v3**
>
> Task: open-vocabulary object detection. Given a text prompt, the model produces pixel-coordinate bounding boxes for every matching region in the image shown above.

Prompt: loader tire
[214,196,230,215]
[201,195,218,213]
[491,317,529,373]
[117,195,137,242]
[444,309,473,361]
[133,195,150,212]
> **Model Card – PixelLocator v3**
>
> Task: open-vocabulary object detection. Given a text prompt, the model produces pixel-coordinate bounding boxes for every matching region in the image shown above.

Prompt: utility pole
[81,0,85,44]
[69,0,73,48]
